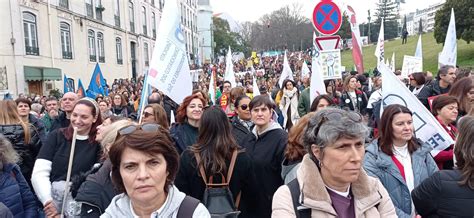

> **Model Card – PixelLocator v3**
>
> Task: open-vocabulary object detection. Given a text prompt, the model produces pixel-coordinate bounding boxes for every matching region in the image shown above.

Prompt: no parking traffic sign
[312,0,342,35]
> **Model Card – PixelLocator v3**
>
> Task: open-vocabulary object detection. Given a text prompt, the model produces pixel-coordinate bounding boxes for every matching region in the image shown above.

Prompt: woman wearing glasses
[175,106,259,217]
[273,108,396,217]
[408,72,426,96]
[31,98,103,217]
[231,95,253,146]
[110,94,130,118]
[142,104,169,129]
[364,104,438,218]
[103,124,210,217]
[170,94,205,154]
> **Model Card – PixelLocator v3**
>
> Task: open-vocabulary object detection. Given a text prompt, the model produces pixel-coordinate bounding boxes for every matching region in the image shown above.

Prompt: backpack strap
[194,153,209,186]
[288,178,311,218]
[225,149,239,185]
[177,195,200,218]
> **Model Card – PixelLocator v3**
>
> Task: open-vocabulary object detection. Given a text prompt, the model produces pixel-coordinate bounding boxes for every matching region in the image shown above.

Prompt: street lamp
[367,9,371,44]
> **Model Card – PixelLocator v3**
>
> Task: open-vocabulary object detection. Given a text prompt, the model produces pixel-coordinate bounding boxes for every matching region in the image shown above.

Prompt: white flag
[225,47,237,87]
[170,110,176,125]
[278,51,294,88]
[380,62,454,156]
[147,0,191,104]
[208,69,216,105]
[415,35,423,58]
[375,19,385,69]
[391,52,395,72]
[310,49,327,102]
[439,8,457,67]
[252,68,260,97]
[301,61,311,79]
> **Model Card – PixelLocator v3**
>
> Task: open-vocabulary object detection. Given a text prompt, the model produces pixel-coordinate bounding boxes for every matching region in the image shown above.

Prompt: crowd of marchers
[0,58,474,217]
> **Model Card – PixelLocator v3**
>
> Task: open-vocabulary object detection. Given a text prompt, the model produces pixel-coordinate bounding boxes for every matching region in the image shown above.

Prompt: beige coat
[272,155,397,218]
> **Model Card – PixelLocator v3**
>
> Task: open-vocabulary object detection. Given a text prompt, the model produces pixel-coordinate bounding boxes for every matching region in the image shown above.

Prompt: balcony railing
[152,29,156,39]
[96,6,104,21]
[59,0,69,9]
[143,26,147,35]
[114,15,120,27]
[89,55,96,62]
[62,51,72,59]
[25,46,39,56]
[117,59,123,65]
[98,56,105,63]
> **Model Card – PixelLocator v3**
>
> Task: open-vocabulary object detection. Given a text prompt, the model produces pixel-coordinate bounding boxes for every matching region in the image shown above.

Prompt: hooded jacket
[272,155,397,217]
[243,121,287,217]
[101,185,210,217]
[363,140,438,218]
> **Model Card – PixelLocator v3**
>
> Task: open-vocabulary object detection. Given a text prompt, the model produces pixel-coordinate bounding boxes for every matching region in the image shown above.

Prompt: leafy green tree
[335,13,352,39]
[434,0,473,44]
[212,17,250,57]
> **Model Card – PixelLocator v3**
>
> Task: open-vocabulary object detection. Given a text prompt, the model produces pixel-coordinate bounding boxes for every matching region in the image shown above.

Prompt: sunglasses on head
[314,110,362,136]
[118,123,160,136]
[239,104,249,110]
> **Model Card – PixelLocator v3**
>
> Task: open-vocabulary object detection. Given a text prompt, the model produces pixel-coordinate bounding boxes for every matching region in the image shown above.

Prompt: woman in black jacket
[230,95,253,147]
[412,116,474,217]
[0,100,41,185]
[339,75,368,115]
[175,106,259,217]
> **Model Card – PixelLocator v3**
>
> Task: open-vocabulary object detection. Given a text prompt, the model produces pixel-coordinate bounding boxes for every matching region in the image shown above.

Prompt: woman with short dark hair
[231,95,253,146]
[364,104,438,218]
[412,116,474,217]
[110,94,130,118]
[309,94,335,112]
[103,124,210,217]
[431,95,458,169]
[409,72,426,96]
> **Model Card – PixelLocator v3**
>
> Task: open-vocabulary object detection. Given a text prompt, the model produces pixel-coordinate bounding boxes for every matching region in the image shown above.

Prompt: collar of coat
[297,154,383,215]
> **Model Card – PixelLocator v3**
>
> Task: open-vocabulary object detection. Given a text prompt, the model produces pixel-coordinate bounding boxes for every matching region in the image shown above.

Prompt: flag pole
[61,127,78,217]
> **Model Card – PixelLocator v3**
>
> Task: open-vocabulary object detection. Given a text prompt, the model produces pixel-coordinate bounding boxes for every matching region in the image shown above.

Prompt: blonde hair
[100,120,135,157]
[0,134,20,165]
[0,100,31,144]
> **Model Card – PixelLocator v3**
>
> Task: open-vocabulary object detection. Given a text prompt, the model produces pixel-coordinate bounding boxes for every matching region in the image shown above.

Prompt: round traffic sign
[312,0,342,35]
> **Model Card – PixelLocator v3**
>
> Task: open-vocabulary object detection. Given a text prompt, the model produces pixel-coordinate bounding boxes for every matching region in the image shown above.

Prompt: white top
[326,185,351,198]
[393,144,415,192]
[130,193,170,218]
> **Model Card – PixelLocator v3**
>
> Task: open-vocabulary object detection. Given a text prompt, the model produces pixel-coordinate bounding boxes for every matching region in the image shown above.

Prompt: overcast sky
[209,0,445,24]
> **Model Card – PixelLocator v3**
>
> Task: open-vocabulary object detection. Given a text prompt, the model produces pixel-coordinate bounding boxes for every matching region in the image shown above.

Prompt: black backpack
[195,150,241,218]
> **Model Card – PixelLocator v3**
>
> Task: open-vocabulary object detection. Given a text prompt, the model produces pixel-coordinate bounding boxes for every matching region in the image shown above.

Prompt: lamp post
[367,10,371,44]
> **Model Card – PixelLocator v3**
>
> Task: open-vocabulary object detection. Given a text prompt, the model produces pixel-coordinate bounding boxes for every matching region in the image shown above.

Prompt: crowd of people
[0,53,474,217]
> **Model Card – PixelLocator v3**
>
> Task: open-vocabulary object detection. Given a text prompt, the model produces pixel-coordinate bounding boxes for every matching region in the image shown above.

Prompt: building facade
[0,0,198,97]
[404,2,444,36]
[197,0,213,64]
[180,0,198,65]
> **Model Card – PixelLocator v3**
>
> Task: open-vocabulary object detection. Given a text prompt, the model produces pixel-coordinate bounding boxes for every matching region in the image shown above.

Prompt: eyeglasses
[143,111,154,118]
[118,123,160,136]
[314,110,363,136]
[239,104,249,110]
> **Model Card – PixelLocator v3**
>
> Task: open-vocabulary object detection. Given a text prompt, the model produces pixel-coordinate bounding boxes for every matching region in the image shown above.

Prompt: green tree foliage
[212,17,250,57]
[434,0,473,44]
[335,13,352,40]
[373,0,399,41]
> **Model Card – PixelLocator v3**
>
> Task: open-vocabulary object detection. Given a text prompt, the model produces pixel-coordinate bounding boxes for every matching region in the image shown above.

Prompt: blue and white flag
[138,71,152,122]
[380,62,454,156]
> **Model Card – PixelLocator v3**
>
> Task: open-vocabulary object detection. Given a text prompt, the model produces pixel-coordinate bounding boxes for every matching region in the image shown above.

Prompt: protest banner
[401,55,423,78]
[320,49,342,80]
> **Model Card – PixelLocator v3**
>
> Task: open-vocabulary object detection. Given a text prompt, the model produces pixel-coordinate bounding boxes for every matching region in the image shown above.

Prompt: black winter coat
[175,149,260,217]
[50,111,70,132]
[339,90,368,115]
[0,124,41,183]
[242,124,288,218]
[417,80,451,109]
[169,122,198,154]
[230,117,253,147]
[411,169,474,217]
[28,114,46,146]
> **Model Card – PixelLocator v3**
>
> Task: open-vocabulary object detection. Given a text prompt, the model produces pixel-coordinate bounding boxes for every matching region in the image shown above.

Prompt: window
[86,0,93,18]
[129,1,135,32]
[114,0,120,27]
[144,42,149,67]
[60,22,72,59]
[151,12,156,38]
[97,32,105,63]
[151,0,155,6]
[116,37,123,64]
[88,29,96,61]
[23,12,39,55]
[59,0,68,9]
[95,0,103,21]
[142,7,147,35]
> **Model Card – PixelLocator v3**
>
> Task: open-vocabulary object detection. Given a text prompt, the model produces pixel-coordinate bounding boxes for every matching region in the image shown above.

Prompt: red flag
[347,6,365,73]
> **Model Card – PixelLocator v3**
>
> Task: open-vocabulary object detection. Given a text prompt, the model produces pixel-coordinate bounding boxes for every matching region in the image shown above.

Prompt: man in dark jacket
[50,92,78,131]
[417,65,456,108]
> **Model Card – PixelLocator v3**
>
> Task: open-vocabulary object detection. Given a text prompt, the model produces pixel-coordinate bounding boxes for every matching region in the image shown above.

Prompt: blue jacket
[363,140,438,218]
[0,163,38,218]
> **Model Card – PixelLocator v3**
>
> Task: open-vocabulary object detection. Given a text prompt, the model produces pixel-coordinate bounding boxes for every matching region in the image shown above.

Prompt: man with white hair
[50,92,78,131]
